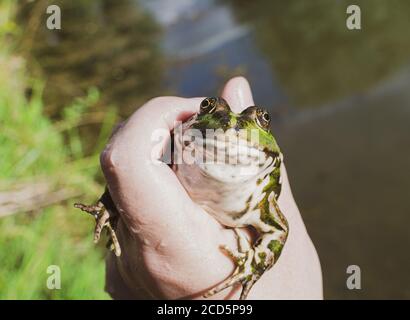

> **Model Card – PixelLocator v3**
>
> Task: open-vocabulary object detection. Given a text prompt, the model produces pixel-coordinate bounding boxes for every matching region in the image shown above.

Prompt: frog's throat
[188,137,271,166]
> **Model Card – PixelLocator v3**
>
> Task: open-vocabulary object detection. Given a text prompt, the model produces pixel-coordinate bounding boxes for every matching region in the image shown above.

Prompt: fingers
[221,76,255,113]
[100,97,204,228]
[101,96,202,169]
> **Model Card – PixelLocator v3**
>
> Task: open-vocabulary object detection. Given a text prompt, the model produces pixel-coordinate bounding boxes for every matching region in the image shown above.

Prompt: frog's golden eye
[200,97,217,114]
[256,110,271,130]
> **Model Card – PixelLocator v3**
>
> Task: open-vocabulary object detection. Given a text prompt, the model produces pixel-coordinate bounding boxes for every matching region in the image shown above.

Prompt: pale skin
[101,77,323,299]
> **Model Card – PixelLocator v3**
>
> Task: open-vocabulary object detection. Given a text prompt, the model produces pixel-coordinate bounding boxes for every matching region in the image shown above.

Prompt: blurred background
[0,0,409,299]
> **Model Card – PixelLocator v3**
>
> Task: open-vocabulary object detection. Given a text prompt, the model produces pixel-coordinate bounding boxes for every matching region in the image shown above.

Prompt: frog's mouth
[186,136,272,183]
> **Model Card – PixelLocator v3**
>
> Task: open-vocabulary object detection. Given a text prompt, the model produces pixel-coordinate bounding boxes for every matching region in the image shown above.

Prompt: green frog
[75,97,288,300]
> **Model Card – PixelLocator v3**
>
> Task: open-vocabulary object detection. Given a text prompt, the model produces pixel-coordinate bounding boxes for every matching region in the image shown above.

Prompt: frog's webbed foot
[74,190,121,257]
[203,228,261,300]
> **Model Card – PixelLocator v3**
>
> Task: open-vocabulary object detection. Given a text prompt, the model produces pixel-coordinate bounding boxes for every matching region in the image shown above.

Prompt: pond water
[19,0,410,298]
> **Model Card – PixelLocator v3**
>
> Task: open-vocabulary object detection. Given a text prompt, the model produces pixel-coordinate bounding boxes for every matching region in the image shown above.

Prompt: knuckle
[100,142,117,172]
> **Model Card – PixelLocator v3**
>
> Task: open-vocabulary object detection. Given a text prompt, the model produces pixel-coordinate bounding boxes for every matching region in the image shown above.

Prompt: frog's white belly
[173,139,275,227]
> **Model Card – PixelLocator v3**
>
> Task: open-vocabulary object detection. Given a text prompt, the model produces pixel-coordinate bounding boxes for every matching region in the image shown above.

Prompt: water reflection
[139,0,288,111]
[18,0,164,117]
[225,0,410,107]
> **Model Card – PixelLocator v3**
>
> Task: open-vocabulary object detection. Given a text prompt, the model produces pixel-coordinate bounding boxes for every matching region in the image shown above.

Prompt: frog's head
[192,97,280,157]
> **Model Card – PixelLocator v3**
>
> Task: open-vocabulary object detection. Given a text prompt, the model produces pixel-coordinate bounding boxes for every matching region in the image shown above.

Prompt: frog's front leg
[203,228,255,299]
[245,196,288,299]
[203,196,288,300]
[237,225,287,300]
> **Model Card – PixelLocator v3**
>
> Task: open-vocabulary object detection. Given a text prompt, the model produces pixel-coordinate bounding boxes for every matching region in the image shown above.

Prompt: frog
[74,96,288,300]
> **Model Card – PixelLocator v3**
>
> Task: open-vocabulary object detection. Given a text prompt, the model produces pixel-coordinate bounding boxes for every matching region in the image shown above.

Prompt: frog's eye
[200,97,217,114]
[256,110,271,130]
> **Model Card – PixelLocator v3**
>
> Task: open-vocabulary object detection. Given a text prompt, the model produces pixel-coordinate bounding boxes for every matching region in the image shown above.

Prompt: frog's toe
[74,202,102,219]
[93,208,110,242]
[204,248,256,299]
[203,270,243,298]
[220,244,246,260]
[239,275,259,300]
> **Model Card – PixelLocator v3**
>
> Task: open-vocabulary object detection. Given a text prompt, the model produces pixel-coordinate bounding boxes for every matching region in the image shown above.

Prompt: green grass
[0,208,108,299]
[0,1,118,299]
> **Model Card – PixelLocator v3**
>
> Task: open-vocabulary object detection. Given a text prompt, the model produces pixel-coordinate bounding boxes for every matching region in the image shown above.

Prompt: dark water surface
[19,0,410,298]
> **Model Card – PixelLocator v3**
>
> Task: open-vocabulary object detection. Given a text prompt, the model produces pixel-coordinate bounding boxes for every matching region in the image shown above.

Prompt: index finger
[100,97,205,227]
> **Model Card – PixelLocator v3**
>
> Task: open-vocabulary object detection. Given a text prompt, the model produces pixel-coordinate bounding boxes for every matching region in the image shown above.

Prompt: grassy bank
[0,1,116,299]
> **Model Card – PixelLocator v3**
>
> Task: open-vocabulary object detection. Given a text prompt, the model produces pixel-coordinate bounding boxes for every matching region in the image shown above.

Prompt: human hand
[101,77,323,299]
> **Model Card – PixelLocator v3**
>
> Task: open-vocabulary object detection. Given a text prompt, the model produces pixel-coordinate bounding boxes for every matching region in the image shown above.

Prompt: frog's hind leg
[74,191,121,256]
[203,228,256,300]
